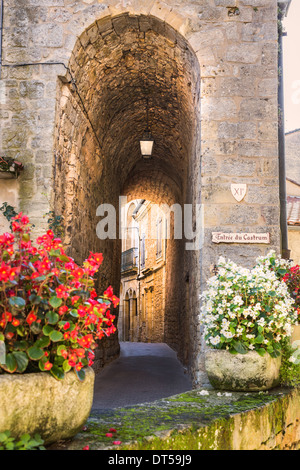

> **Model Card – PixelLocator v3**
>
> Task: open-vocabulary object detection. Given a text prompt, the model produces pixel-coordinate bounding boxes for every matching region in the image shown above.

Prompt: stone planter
[205,349,281,392]
[0,367,95,445]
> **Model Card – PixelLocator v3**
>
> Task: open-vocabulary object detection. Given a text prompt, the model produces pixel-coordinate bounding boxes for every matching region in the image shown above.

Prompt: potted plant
[0,213,119,444]
[255,251,300,343]
[200,252,298,391]
[282,265,300,343]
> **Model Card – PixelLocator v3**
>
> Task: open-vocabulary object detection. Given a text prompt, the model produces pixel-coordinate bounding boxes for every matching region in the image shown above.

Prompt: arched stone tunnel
[53,14,201,376]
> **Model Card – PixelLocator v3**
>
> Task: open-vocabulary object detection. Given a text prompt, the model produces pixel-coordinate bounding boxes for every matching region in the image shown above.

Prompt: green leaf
[33,276,46,282]
[49,296,62,308]
[254,334,264,344]
[12,351,28,373]
[38,356,47,371]
[75,368,86,382]
[8,296,26,308]
[58,254,70,263]
[30,322,42,335]
[63,360,71,372]
[29,294,42,305]
[49,330,63,342]
[57,344,67,356]
[14,340,29,351]
[268,291,276,297]
[35,336,50,349]
[0,353,17,373]
[54,356,65,366]
[257,348,266,357]
[270,349,281,358]
[277,268,287,275]
[233,341,248,355]
[49,249,61,257]
[70,309,79,318]
[16,327,25,337]
[228,349,238,355]
[50,365,65,380]
[46,311,59,325]
[42,325,54,336]
[27,346,44,361]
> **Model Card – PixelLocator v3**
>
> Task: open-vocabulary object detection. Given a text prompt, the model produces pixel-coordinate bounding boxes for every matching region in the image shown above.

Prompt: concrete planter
[0,367,95,445]
[205,349,281,392]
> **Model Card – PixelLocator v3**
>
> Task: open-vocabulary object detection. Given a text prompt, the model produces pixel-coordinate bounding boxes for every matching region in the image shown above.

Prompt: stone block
[30,24,64,48]
[220,157,257,177]
[19,81,45,100]
[215,0,238,5]
[239,98,277,121]
[225,23,240,41]
[219,77,256,97]
[238,141,277,158]
[3,47,42,64]
[258,121,278,141]
[252,6,277,22]
[1,129,27,149]
[258,158,279,177]
[260,205,280,225]
[240,0,273,5]
[261,43,278,67]
[241,22,277,42]
[201,97,237,120]
[257,78,277,97]
[48,8,73,23]
[226,43,261,63]
[238,64,277,79]
[188,28,225,53]
[245,185,279,205]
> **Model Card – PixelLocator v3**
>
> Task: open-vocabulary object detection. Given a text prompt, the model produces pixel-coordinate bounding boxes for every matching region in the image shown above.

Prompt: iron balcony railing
[121,247,139,273]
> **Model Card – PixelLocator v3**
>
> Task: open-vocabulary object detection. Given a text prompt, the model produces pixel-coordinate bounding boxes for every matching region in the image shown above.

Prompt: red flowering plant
[0,213,119,381]
[283,265,300,318]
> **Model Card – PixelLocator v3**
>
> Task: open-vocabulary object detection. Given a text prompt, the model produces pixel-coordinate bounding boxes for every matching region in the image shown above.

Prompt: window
[156,217,162,258]
[141,233,146,269]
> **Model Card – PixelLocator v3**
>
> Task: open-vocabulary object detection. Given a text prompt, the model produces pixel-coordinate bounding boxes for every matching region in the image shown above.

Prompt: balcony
[121,247,139,274]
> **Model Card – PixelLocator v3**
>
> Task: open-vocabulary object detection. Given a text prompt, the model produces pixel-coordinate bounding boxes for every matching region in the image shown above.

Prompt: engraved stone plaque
[231,183,247,202]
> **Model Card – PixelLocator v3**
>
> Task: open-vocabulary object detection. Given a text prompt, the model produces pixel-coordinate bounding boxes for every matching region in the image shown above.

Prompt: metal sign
[212,232,270,244]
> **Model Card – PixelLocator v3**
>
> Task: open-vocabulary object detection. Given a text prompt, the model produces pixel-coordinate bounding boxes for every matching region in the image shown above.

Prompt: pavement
[91,342,193,410]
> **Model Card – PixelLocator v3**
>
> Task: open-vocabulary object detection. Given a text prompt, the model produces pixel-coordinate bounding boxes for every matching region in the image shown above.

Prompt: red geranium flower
[26,312,37,325]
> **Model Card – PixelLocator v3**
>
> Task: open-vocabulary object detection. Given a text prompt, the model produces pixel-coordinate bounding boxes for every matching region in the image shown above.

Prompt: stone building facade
[0,0,288,385]
[285,129,300,265]
[119,199,167,344]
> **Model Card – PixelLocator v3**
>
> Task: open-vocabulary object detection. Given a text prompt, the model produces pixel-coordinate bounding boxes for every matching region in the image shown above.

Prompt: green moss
[58,387,300,450]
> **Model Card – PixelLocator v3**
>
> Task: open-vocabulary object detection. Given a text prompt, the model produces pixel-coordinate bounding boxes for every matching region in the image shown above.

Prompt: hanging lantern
[140,131,154,159]
[140,98,154,159]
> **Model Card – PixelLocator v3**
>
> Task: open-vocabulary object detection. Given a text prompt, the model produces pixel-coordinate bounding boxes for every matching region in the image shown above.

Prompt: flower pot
[205,349,281,392]
[0,367,95,445]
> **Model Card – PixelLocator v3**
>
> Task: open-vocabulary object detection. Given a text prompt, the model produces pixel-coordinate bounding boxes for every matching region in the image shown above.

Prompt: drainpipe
[0,0,3,79]
[277,1,291,259]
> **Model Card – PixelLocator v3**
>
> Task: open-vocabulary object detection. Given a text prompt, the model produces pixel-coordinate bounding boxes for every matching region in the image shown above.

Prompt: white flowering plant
[200,252,298,358]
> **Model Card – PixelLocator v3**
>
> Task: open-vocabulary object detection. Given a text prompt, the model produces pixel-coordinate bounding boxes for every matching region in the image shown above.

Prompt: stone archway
[53,13,201,379]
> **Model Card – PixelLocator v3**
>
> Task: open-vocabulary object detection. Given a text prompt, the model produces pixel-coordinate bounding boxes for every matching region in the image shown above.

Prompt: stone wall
[66,386,300,450]
[0,0,281,384]
[286,129,300,185]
